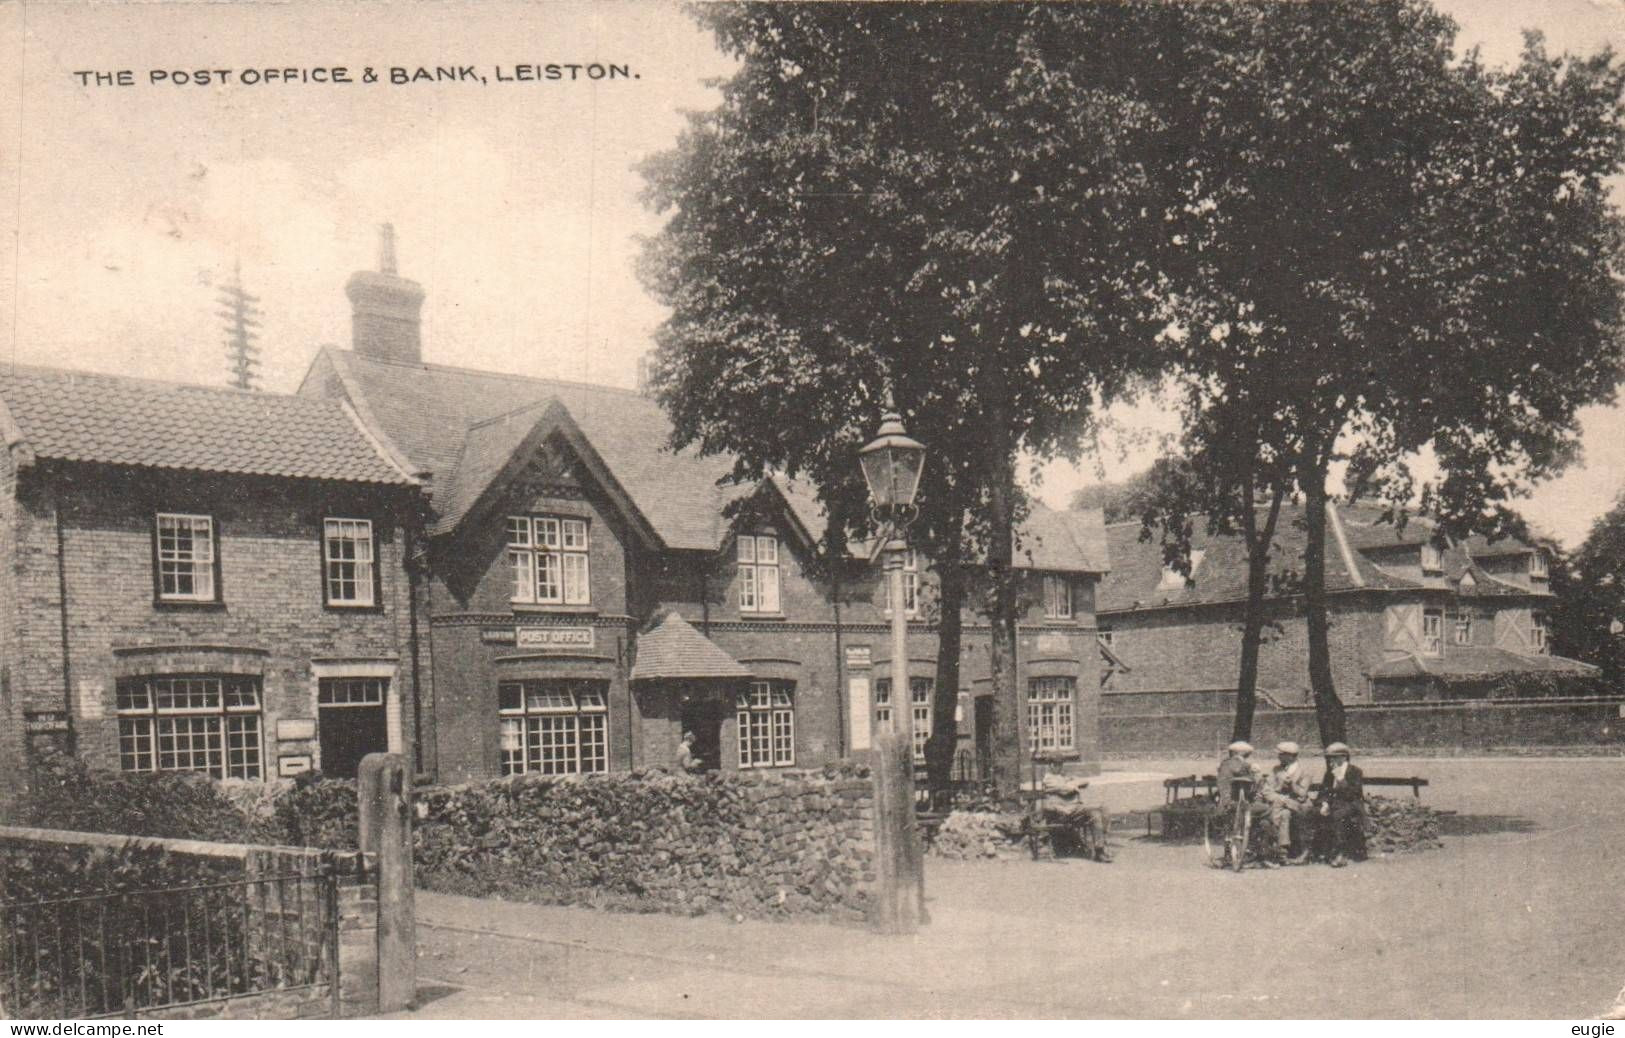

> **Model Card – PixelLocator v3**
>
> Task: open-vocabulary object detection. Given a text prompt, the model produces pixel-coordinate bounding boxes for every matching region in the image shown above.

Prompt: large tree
[1116,3,1625,744]
[1553,500,1625,682]
[639,3,1172,793]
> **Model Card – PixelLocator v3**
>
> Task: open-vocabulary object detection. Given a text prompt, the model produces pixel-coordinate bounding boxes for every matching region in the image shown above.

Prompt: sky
[3,0,1625,546]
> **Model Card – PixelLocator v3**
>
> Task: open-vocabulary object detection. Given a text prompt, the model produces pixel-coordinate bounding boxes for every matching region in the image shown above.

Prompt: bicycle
[1204,776,1261,872]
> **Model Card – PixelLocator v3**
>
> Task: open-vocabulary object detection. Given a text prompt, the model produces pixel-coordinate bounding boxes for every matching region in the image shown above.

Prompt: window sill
[511,603,598,615]
[324,602,383,614]
[152,599,226,612]
[738,612,787,621]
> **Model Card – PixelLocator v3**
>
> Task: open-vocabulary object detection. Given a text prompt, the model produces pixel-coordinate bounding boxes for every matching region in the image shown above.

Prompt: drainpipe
[53,481,74,747]
[700,557,710,637]
[833,561,846,758]
[405,516,426,778]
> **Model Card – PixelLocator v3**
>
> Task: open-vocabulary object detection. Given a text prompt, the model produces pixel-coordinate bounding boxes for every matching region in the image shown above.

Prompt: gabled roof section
[1098,501,1550,614]
[429,397,661,545]
[0,363,417,486]
[1017,506,1110,574]
[319,348,748,550]
[1098,502,1380,613]
[1338,503,1538,559]
[630,612,750,681]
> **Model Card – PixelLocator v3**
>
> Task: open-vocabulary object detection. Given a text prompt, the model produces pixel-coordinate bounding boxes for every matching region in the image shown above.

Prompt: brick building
[1097,502,1595,720]
[298,242,1112,783]
[0,366,423,797]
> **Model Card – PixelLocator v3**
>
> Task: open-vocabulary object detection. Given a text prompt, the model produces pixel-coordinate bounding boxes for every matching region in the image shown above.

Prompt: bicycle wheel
[1231,798,1250,873]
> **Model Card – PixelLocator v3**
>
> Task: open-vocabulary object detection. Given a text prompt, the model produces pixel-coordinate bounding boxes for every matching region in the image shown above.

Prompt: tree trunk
[1232,486,1285,742]
[985,447,1023,798]
[926,512,966,809]
[1301,460,1348,746]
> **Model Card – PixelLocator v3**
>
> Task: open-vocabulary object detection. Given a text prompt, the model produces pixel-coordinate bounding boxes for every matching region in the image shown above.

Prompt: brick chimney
[345,223,425,364]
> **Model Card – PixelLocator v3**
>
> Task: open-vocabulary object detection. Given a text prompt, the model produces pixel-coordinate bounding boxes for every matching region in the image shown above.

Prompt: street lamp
[859,412,926,745]
[859,411,926,934]
[858,413,927,518]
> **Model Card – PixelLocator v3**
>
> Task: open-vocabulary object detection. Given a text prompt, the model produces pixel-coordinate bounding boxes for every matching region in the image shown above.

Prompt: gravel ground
[397,756,1625,1019]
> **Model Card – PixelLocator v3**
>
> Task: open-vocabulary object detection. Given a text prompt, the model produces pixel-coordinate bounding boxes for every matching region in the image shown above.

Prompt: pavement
[388,756,1625,1019]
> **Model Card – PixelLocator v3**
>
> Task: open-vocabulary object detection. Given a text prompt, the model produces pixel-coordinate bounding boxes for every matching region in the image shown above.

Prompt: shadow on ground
[411,984,463,1009]
[1438,813,1539,836]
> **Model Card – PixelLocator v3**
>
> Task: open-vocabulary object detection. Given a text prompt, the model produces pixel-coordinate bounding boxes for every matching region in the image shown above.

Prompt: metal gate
[1,866,340,1019]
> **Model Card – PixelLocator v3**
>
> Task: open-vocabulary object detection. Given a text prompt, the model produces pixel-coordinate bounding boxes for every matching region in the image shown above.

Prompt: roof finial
[378,223,398,275]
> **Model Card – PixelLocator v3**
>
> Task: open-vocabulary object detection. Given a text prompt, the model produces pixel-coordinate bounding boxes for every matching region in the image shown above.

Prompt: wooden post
[358,753,416,1013]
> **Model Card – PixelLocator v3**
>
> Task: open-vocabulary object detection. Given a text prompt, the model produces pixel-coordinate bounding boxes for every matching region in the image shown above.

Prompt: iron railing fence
[0,868,339,1020]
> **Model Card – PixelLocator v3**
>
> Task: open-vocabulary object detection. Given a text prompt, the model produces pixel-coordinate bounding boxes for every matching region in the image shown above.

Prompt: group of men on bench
[1217,740,1367,868]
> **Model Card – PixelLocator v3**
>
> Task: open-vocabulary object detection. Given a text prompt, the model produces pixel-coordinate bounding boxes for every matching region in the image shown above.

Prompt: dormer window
[738,534,781,614]
[1043,574,1074,620]
[1158,549,1204,591]
[1529,551,1549,580]
[1422,608,1444,656]
[1420,542,1443,574]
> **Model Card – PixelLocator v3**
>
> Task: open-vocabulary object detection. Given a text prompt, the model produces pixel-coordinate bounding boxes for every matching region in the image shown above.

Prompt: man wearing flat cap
[1215,740,1265,816]
[1314,742,1366,866]
[1261,741,1313,864]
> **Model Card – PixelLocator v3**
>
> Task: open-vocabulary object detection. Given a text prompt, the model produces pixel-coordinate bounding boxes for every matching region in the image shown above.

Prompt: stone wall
[413,764,878,922]
[1101,692,1625,756]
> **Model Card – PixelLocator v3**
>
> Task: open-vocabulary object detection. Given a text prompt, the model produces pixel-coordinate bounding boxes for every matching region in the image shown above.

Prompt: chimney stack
[345,223,424,364]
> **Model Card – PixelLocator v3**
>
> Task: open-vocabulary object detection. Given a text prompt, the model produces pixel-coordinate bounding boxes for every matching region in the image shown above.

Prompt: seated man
[1260,741,1313,865]
[1039,771,1112,862]
[676,730,706,774]
[1313,741,1366,867]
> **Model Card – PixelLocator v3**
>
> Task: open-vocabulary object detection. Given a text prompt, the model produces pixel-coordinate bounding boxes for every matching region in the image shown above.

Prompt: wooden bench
[1149,772,1429,837]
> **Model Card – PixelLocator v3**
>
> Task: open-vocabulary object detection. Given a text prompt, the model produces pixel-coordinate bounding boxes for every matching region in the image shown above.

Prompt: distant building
[1096,502,1595,716]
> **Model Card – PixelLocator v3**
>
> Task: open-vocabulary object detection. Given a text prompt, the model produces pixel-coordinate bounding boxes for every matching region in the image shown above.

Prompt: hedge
[4,755,882,922]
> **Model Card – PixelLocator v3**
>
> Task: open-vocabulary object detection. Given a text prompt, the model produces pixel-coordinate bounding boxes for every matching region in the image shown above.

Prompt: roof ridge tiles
[2,360,273,399]
[345,349,649,400]
[465,396,563,431]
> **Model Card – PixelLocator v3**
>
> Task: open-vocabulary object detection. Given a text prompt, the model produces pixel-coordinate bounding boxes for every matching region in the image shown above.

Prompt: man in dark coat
[1314,742,1366,867]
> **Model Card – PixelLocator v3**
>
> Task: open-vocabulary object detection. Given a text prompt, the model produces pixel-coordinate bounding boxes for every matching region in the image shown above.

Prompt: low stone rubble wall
[1363,795,1444,854]
[926,811,1031,861]
[413,764,879,921]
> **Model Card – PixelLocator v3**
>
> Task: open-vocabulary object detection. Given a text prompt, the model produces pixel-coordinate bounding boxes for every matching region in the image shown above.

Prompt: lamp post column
[868,535,925,934]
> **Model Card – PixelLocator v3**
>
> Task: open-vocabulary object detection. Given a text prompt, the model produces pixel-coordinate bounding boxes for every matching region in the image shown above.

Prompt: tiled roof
[0,364,416,485]
[1370,648,1598,681]
[629,612,750,681]
[853,504,1111,574]
[1098,502,1548,614]
[319,349,808,551]
[1338,504,1535,559]
[318,348,1109,571]
[1018,506,1111,574]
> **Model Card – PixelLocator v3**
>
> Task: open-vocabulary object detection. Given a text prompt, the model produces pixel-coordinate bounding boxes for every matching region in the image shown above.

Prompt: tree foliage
[639,3,1175,792]
[1109,3,1625,742]
[1553,500,1625,683]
